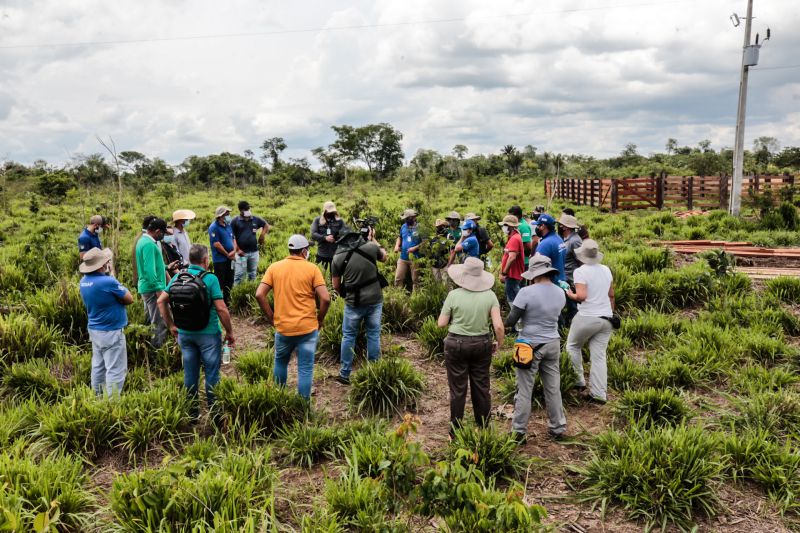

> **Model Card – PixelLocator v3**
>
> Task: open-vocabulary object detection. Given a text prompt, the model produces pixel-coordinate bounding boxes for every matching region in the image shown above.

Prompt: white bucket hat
[447,257,495,292]
[521,253,559,281]
[575,239,604,265]
[79,248,113,274]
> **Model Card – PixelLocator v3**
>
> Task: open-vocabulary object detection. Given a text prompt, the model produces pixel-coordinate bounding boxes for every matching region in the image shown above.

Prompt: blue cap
[533,213,556,228]
[460,219,477,231]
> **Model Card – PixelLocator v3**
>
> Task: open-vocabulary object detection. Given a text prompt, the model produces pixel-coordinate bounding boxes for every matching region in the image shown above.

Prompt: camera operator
[311,201,350,271]
[331,226,388,385]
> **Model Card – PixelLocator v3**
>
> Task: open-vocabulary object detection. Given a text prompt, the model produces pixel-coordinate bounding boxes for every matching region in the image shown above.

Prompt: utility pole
[729,0,754,216]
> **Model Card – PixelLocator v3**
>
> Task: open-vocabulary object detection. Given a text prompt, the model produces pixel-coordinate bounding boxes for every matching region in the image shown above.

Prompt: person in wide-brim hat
[400,208,418,220]
[172,209,196,223]
[321,201,340,219]
[447,256,495,292]
[557,213,579,230]
[79,247,114,273]
[521,253,560,281]
[574,239,603,265]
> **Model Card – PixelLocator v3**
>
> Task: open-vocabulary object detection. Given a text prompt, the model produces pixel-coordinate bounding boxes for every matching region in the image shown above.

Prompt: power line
[0,0,695,50]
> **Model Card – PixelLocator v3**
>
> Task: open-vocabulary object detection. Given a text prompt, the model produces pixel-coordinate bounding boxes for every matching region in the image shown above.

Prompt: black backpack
[339,245,389,306]
[167,270,211,331]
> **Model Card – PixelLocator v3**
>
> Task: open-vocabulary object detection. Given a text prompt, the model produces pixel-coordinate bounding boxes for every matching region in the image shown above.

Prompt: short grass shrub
[382,287,414,333]
[234,348,274,383]
[276,421,340,468]
[1,358,66,403]
[229,279,261,315]
[415,316,447,360]
[614,387,691,428]
[214,378,311,436]
[729,390,800,441]
[0,313,62,367]
[349,357,424,417]
[766,276,800,305]
[26,281,88,343]
[448,423,526,481]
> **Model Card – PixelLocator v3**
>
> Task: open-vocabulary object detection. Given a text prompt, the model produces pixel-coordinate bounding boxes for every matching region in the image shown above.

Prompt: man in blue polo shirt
[448,219,480,266]
[79,248,134,398]
[208,205,235,305]
[533,214,566,282]
[158,244,235,419]
[393,208,422,291]
[78,215,105,259]
[232,200,270,286]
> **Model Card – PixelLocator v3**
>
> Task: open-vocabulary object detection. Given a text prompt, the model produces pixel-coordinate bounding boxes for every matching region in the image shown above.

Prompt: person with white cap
[437,257,504,438]
[256,235,331,399]
[172,209,196,268]
[558,212,583,326]
[393,208,422,291]
[498,214,525,306]
[310,201,350,271]
[565,239,615,404]
[78,248,133,398]
[78,214,107,260]
[232,200,270,286]
[505,254,568,443]
[208,206,235,305]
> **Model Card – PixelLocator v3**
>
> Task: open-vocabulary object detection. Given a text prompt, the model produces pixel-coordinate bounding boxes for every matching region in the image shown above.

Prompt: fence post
[687,176,694,210]
[754,174,760,193]
[590,179,596,207]
[656,174,664,209]
[718,173,728,210]
[611,180,619,213]
[788,173,795,203]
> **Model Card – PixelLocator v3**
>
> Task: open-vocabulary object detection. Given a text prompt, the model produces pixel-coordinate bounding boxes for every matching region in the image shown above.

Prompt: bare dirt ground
[217,316,795,532]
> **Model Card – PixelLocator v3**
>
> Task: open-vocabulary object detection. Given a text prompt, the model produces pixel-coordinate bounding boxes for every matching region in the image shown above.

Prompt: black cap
[238,200,250,211]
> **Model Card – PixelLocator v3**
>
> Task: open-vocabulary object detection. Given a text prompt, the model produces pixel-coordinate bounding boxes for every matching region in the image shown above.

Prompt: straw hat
[521,254,559,281]
[464,212,481,221]
[434,218,448,228]
[172,209,196,223]
[575,239,604,265]
[79,247,113,274]
[214,206,231,218]
[557,214,579,229]
[446,211,461,220]
[447,257,495,292]
[400,208,418,220]
[498,214,519,227]
[321,201,338,218]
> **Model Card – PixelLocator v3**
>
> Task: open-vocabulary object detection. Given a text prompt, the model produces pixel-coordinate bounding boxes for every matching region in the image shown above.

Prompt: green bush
[448,423,526,481]
[0,313,62,367]
[0,445,96,531]
[214,378,310,436]
[124,323,182,376]
[26,281,88,343]
[574,425,722,531]
[614,388,691,428]
[382,287,414,333]
[1,358,66,403]
[235,349,274,383]
[618,310,682,348]
[0,263,27,295]
[349,357,424,417]
[415,316,447,360]
[229,279,261,315]
[277,421,340,468]
[729,390,800,441]
[0,400,39,448]
[409,278,449,325]
[36,387,117,458]
[730,364,800,393]
[110,444,276,531]
[766,276,800,305]
[325,468,389,528]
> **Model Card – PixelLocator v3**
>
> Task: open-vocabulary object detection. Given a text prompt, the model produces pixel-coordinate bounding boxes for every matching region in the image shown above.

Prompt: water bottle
[222,340,231,364]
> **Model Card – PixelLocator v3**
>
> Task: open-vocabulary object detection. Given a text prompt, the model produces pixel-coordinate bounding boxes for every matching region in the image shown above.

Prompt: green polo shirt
[135,235,166,294]
[518,219,533,266]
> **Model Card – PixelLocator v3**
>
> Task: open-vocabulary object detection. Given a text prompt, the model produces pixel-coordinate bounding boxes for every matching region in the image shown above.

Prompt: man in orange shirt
[255,235,331,399]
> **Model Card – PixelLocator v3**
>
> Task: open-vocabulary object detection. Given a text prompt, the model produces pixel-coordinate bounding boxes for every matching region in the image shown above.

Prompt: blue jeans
[505,279,522,307]
[274,330,319,399]
[340,302,382,378]
[178,333,222,415]
[234,251,260,285]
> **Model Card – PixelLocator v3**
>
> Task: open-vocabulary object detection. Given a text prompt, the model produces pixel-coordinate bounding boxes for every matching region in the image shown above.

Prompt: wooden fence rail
[545,174,796,212]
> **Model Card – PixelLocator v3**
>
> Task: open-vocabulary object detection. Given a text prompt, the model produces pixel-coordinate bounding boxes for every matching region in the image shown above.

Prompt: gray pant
[89,328,127,398]
[566,314,613,401]
[142,291,167,348]
[512,340,567,436]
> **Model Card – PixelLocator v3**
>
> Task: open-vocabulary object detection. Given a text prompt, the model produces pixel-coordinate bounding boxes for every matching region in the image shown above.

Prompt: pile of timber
[735,267,800,280]
[659,240,800,258]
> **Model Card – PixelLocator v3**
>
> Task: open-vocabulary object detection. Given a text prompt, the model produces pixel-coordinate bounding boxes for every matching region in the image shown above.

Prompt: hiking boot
[511,432,527,445]
[548,431,567,441]
[335,375,351,385]
[582,393,606,405]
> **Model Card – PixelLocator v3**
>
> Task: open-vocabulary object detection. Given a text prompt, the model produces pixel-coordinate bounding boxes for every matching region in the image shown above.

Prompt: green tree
[260,137,287,170]
[330,123,404,180]
[666,138,678,155]
[501,145,523,175]
[452,144,468,160]
[753,136,780,170]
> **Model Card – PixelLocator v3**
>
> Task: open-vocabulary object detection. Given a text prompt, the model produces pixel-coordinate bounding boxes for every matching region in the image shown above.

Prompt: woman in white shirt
[565,240,615,403]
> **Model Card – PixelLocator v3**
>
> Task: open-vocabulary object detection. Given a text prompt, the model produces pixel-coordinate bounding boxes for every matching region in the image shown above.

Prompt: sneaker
[335,375,351,385]
[511,432,527,445]
[582,393,606,405]
[548,431,567,441]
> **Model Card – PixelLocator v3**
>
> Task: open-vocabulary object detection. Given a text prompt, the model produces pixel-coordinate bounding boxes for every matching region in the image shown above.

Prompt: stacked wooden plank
[659,240,800,258]
[735,267,800,280]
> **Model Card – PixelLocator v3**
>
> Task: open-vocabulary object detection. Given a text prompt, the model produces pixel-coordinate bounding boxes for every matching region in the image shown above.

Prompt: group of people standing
[77,198,615,444]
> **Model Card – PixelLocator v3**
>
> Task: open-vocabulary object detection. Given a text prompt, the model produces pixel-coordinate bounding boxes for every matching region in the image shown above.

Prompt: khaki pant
[394,258,419,290]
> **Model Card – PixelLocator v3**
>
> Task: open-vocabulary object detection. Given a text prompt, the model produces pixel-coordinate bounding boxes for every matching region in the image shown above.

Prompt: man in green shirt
[509,206,533,267]
[445,211,462,243]
[135,218,175,348]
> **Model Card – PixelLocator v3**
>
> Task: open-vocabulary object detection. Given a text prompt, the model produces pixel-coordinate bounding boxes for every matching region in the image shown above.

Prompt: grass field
[0,175,798,532]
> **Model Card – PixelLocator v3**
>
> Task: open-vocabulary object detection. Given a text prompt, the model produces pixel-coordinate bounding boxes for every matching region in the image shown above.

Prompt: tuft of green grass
[26,281,88,343]
[448,423,526,481]
[0,313,63,366]
[214,378,311,436]
[324,467,389,528]
[276,420,340,468]
[235,349,274,383]
[618,310,683,348]
[229,279,261,315]
[382,287,414,333]
[415,316,447,360]
[574,425,723,531]
[766,276,800,305]
[728,390,800,441]
[1,358,66,403]
[614,388,691,428]
[349,357,424,417]
[730,364,800,393]
[409,278,449,326]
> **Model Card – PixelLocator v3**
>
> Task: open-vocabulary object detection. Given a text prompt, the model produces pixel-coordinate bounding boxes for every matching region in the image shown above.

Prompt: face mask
[407,219,416,227]
[502,226,510,235]
[463,229,472,237]
[95,227,102,234]
[224,215,232,224]
[535,226,544,238]
[164,235,175,245]
[155,232,165,242]
[242,211,252,218]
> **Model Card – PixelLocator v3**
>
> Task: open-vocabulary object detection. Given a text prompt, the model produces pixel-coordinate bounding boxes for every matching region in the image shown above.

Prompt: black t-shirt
[331,242,383,307]
[476,226,491,255]
[231,216,267,253]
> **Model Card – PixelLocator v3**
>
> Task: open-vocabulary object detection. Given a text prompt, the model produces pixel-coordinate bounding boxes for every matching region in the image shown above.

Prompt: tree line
[2,121,799,203]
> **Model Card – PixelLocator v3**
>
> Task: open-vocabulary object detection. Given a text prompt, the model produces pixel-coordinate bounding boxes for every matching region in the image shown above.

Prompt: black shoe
[335,375,351,385]
[573,384,587,393]
[583,393,606,405]
[511,432,527,445]
[548,431,567,441]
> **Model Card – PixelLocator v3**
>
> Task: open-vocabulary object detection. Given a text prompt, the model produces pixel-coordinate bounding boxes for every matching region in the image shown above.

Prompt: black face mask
[325,214,336,221]
[155,232,165,242]
[535,226,544,238]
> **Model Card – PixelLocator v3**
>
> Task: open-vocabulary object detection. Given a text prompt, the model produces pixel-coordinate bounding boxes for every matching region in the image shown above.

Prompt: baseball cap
[533,213,556,228]
[287,234,310,250]
[460,219,477,231]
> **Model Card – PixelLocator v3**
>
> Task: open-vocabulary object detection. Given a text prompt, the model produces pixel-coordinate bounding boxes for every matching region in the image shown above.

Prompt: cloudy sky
[1,0,798,166]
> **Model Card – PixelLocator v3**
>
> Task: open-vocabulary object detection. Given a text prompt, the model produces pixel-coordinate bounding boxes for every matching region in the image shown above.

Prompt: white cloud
[0,0,797,166]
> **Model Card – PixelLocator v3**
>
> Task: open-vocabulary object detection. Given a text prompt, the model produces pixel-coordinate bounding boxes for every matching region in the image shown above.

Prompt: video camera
[354,216,379,240]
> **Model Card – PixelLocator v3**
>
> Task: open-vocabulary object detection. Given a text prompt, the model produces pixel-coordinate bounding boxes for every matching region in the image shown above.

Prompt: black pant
[315,255,332,271]
[444,333,492,436]
[213,260,234,306]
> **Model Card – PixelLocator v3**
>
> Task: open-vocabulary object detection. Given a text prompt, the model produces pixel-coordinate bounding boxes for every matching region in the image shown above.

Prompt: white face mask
[502,226,510,235]
[242,210,252,217]
[95,227,102,234]
[183,220,191,227]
